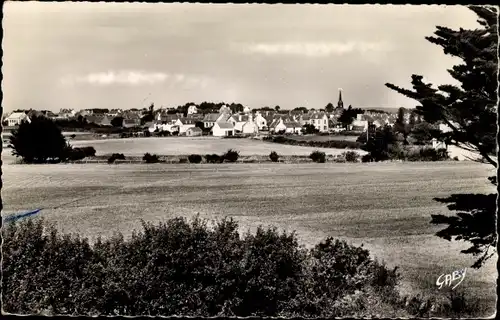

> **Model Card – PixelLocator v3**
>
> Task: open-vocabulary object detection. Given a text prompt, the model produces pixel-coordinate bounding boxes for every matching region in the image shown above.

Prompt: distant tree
[143,153,159,163]
[223,149,240,163]
[361,125,396,161]
[269,151,280,162]
[408,111,417,127]
[409,122,441,145]
[325,103,335,113]
[229,103,244,114]
[188,154,203,164]
[292,107,308,113]
[274,106,281,112]
[338,106,364,129]
[385,6,498,268]
[141,104,155,125]
[2,120,8,127]
[111,116,124,127]
[195,121,204,130]
[302,123,319,135]
[77,115,84,123]
[393,107,411,145]
[309,151,326,163]
[9,116,69,163]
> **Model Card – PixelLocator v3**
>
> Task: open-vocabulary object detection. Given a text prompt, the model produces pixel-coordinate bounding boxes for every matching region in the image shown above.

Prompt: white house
[212,122,235,137]
[202,113,220,129]
[439,122,454,133]
[175,118,196,135]
[5,112,29,126]
[243,106,251,113]
[186,127,203,136]
[187,105,198,115]
[219,104,231,114]
[270,118,301,134]
[238,114,258,135]
[232,114,251,132]
[254,112,268,130]
[300,112,329,132]
[351,113,369,130]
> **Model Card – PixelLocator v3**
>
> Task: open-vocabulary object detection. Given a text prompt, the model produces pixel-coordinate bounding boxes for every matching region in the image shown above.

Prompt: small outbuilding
[186,127,203,137]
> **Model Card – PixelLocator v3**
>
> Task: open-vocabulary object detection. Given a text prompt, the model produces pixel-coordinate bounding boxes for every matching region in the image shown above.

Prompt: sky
[2,3,482,113]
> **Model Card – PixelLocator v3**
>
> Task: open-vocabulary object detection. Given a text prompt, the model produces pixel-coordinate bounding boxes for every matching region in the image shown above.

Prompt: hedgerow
[3,217,412,317]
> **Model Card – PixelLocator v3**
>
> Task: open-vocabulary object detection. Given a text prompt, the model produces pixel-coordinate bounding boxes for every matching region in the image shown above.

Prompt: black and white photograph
[1,2,498,318]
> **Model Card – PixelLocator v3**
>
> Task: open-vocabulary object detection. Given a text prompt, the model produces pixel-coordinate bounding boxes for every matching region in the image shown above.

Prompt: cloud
[238,41,393,57]
[60,70,210,88]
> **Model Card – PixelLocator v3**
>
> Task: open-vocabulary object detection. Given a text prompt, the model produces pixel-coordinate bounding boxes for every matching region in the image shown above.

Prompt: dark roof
[203,113,220,122]
[188,127,203,132]
[179,118,195,125]
[283,121,301,128]
[216,122,234,129]
[123,119,140,124]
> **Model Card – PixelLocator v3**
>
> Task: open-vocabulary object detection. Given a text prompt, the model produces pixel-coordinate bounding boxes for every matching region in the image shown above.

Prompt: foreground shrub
[188,154,202,164]
[143,153,159,163]
[269,151,280,162]
[223,149,240,163]
[3,217,408,317]
[309,151,326,163]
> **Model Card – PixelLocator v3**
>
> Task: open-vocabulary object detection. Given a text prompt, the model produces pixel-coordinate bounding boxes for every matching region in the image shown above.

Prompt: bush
[143,153,159,163]
[223,149,239,163]
[264,136,361,150]
[205,154,224,164]
[81,146,96,157]
[309,151,326,163]
[108,153,125,164]
[67,148,86,161]
[344,151,360,163]
[2,217,406,317]
[269,151,280,162]
[361,154,373,163]
[188,154,202,164]
[112,153,125,160]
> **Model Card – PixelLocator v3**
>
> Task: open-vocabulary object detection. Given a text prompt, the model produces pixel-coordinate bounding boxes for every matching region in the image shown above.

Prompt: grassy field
[288,134,360,142]
[70,136,363,156]
[1,161,497,315]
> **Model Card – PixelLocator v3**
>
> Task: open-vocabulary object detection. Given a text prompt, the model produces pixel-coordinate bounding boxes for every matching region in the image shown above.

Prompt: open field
[287,134,359,142]
[69,136,363,156]
[1,161,496,314]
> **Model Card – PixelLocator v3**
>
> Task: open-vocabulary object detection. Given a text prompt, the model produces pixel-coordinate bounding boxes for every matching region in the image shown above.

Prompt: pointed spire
[337,88,344,109]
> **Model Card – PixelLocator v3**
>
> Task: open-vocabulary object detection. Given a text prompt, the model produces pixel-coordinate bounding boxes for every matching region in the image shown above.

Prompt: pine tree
[386,6,498,268]
[386,6,497,167]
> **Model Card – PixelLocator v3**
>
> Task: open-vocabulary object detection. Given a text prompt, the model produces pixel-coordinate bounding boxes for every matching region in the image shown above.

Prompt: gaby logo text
[436,268,466,290]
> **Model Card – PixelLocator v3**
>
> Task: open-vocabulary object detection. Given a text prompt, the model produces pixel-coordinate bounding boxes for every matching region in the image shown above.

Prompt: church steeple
[337,88,344,109]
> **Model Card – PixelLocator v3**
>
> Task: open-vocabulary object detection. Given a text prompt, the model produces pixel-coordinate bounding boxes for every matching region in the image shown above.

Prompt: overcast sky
[3,3,481,112]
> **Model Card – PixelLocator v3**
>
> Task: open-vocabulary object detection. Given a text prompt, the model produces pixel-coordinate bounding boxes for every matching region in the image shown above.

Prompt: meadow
[1,160,496,315]
[287,134,360,142]
[70,136,362,156]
